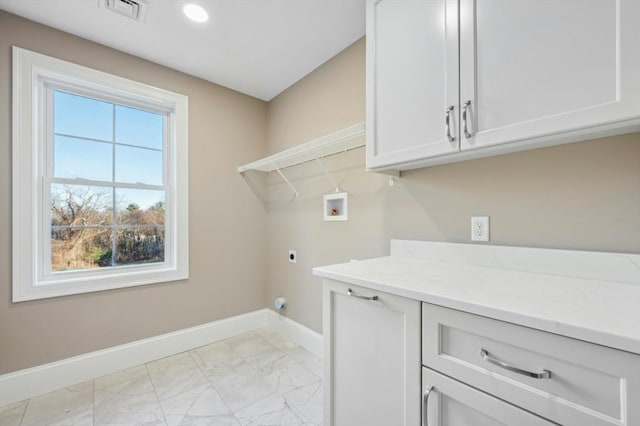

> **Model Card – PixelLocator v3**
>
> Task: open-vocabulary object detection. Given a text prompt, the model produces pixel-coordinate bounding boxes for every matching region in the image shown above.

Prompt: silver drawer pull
[480,349,551,379]
[445,105,455,142]
[422,385,433,426]
[347,288,378,301]
[462,100,472,138]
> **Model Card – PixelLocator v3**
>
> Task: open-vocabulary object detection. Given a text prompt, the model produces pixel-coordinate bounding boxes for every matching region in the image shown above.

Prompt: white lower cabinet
[422,303,640,426]
[422,368,555,426]
[322,280,421,426]
[323,279,640,426]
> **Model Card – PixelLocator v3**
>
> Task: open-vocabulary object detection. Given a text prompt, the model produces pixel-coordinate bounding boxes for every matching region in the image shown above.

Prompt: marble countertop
[313,240,640,355]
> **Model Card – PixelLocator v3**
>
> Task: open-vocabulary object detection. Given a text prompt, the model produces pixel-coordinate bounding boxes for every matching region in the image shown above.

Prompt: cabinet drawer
[422,367,555,426]
[422,303,640,426]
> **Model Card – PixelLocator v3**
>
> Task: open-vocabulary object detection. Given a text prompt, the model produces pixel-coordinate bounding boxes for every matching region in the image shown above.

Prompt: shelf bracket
[316,157,340,193]
[272,162,299,198]
[239,170,268,209]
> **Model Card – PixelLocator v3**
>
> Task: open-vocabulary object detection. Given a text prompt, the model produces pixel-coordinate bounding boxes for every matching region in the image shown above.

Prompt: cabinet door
[422,368,556,426]
[323,280,421,426]
[459,0,640,151]
[366,0,459,170]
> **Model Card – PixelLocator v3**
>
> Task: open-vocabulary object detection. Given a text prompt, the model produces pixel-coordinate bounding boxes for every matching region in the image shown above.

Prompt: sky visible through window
[53,90,164,209]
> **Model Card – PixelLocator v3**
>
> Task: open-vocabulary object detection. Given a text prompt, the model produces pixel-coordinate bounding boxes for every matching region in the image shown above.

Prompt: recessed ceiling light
[183,3,209,23]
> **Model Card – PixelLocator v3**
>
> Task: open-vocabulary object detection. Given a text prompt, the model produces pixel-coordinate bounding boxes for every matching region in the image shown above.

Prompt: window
[13,47,189,301]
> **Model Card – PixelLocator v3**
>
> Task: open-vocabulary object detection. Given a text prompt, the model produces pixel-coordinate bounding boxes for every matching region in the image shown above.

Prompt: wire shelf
[237,122,365,174]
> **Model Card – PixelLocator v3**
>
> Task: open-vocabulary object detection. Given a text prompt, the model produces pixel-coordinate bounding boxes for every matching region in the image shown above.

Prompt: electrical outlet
[289,250,297,263]
[471,216,489,242]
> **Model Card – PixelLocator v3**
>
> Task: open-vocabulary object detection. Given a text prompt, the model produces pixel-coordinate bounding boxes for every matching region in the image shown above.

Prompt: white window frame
[12,47,189,302]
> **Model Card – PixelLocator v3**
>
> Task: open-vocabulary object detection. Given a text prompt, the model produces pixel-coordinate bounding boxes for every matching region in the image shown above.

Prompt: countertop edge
[313,265,640,356]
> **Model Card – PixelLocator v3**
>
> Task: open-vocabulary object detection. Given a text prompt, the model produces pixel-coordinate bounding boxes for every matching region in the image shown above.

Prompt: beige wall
[0,12,268,374]
[266,37,640,333]
[2,14,639,374]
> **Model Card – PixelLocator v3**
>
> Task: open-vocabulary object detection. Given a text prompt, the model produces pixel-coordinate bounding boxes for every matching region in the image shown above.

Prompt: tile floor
[0,328,323,426]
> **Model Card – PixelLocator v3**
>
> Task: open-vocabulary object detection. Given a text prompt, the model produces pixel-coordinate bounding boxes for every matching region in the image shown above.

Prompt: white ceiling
[0,0,365,101]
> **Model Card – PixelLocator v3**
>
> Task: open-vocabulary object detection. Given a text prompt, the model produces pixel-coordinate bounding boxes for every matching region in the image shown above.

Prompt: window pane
[115,105,163,149]
[115,145,163,185]
[116,189,165,225]
[54,135,112,181]
[51,226,112,271]
[116,226,164,265]
[54,91,113,141]
[51,184,113,226]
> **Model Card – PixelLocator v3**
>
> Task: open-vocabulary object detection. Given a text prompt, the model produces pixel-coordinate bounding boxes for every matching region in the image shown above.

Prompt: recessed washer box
[324,192,348,221]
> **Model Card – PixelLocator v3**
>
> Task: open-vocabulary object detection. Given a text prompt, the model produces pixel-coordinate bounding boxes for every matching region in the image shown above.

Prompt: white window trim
[12,46,189,302]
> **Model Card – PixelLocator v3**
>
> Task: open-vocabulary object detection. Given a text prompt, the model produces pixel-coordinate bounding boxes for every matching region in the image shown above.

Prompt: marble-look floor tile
[285,381,323,425]
[245,348,296,375]
[95,365,153,393]
[94,365,166,426]
[228,334,278,361]
[222,331,259,347]
[262,362,321,395]
[190,341,245,378]
[285,347,323,378]
[255,328,298,351]
[147,353,208,398]
[175,413,241,425]
[0,400,28,426]
[159,383,230,426]
[147,352,230,425]
[21,381,93,426]
[234,393,305,426]
[208,362,277,411]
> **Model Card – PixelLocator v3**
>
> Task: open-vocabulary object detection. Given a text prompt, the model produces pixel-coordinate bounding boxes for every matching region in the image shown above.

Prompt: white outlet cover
[289,250,297,263]
[471,216,490,242]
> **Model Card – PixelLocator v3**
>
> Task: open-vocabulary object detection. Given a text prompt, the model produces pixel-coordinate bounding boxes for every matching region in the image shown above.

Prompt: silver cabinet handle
[480,349,551,379]
[445,106,455,142]
[347,288,378,301]
[422,385,433,426]
[462,100,472,138]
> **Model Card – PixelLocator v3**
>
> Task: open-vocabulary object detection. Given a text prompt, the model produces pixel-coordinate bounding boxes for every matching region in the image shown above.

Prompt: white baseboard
[0,308,323,407]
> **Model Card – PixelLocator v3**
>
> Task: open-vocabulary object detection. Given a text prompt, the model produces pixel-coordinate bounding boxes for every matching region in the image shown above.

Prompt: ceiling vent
[103,0,147,22]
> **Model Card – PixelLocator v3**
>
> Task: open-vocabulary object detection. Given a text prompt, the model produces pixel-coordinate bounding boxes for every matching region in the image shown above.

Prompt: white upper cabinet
[366,0,640,171]
[366,0,459,169]
[460,0,640,151]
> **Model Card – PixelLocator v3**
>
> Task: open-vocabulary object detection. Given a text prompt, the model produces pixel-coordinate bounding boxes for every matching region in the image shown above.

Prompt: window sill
[13,265,188,302]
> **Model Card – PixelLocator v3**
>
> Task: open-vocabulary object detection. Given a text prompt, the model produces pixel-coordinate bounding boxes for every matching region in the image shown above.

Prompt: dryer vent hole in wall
[274,297,287,310]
